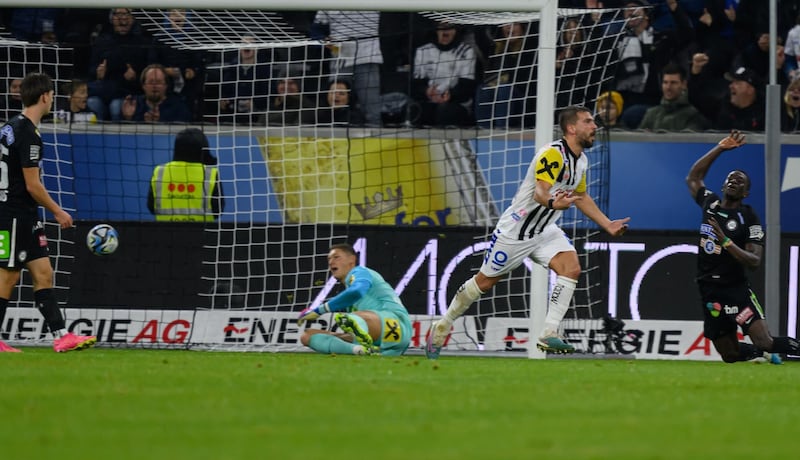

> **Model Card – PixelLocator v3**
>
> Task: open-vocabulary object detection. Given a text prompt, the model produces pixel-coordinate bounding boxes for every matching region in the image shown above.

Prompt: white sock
[442,276,484,326]
[542,275,577,336]
[53,328,67,339]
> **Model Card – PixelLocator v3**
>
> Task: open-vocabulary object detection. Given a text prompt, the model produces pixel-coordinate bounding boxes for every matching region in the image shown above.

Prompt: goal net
[0,39,78,344]
[1,5,631,355]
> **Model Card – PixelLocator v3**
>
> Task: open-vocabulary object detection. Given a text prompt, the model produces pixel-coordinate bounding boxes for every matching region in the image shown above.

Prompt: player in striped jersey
[426,106,630,358]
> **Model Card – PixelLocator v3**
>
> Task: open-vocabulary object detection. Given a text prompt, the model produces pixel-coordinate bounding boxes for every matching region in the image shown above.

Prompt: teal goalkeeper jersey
[329,266,406,316]
[328,265,411,355]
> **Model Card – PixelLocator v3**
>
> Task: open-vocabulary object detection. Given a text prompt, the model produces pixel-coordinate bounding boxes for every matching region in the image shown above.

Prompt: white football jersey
[495,138,588,239]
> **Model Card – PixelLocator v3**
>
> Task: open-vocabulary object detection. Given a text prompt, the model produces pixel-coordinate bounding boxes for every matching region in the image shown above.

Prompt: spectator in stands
[578,0,624,36]
[87,8,154,121]
[148,127,224,222]
[0,76,23,121]
[53,79,97,124]
[317,79,366,126]
[594,90,630,129]
[687,51,729,122]
[7,8,61,44]
[475,22,537,129]
[312,11,383,126]
[692,1,741,80]
[707,66,765,132]
[784,14,800,81]
[412,22,477,127]
[732,31,789,88]
[263,70,317,126]
[781,78,800,132]
[214,36,271,125]
[555,16,595,111]
[120,64,192,123]
[152,8,206,122]
[614,0,694,129]
[58,9,109,80]
[638,63,709,131]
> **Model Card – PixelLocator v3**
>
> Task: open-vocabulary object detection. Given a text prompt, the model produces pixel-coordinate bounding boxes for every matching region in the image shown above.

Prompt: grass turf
[1,348,797,460]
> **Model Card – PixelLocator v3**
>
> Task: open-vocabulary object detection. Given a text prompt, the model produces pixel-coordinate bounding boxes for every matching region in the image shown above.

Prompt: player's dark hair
[174,128,216,165]
[558,105,591,133]
[330,243,356,257]
[20,72,53,108]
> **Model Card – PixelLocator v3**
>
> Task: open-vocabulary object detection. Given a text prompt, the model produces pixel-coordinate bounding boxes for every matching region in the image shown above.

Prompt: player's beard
[579,133,595,149]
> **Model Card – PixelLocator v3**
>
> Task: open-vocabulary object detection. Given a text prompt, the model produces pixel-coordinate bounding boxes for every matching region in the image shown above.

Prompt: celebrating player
[686,130,798,364]
[0,72,97,353]
[426,105,630,358]
[298,243,411,356]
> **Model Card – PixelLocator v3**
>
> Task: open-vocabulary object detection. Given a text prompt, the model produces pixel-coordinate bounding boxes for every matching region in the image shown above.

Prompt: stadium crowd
[1,1,799,131]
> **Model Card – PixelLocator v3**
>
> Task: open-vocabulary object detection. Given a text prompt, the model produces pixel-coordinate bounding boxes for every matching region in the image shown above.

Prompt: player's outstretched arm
[574,192,630,236]
[686,130,746,197]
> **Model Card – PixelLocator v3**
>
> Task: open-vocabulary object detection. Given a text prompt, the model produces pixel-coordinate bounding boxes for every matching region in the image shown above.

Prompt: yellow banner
[259,136,490,226]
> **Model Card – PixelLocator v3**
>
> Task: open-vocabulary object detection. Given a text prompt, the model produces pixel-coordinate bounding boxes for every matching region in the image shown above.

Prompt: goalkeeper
[297,243,411,356]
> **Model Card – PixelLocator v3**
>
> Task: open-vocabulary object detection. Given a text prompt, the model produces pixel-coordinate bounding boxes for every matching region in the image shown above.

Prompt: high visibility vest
[150,161,219,222]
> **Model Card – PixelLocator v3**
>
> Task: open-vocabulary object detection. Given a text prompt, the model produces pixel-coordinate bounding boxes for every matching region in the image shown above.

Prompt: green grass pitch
[1,348,798,460]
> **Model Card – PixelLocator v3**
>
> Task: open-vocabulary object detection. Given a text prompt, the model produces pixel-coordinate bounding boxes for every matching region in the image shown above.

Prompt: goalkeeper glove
[297,303,330,326]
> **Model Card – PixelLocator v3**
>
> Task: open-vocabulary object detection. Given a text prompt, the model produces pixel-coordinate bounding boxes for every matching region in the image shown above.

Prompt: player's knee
[300,331,312,346]
[721,354,739,364]
[750,334,773,352]
[559,265,580,280]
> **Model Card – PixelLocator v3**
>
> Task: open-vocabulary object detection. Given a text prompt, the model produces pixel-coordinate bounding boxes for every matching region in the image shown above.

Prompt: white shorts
[479,225,575,278]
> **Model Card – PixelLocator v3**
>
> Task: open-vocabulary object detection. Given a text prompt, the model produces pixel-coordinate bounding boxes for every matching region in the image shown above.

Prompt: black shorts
[0,214,50,270]
[699,282,765,340]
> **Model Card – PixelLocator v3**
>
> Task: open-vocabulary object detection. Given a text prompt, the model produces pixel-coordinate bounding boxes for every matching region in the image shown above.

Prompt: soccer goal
[0,2,631,356]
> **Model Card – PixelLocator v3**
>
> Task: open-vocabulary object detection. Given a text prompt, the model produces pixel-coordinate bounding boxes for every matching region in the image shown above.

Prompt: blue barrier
[42,132,800,231]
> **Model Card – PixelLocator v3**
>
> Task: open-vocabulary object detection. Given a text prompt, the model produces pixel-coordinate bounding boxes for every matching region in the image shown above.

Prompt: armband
[547,198,554,209]
[722,238,733,248]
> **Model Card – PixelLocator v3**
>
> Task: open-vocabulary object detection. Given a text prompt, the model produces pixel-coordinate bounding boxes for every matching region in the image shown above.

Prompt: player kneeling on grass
[297,243,411,356]
[686,130,798,364]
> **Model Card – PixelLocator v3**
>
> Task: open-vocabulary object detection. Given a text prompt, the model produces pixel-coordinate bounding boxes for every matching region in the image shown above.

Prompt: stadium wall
[44,130,800,231]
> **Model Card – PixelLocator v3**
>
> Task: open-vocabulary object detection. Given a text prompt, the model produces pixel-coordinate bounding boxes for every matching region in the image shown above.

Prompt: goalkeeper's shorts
[373,309,412,356]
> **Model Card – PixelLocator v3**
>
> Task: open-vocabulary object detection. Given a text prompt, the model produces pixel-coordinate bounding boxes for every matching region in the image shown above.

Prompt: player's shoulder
[348,265,371,279]
[698,187,719,205]
[535,140,566,158]
[740,203,760,219]
[3,116,35,142]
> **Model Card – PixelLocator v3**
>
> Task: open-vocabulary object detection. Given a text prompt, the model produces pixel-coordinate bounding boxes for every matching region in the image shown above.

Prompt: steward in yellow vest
[147,128,224,221]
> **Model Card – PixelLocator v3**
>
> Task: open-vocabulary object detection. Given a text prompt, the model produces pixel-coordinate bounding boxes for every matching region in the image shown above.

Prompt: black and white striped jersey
[495,138,588,240]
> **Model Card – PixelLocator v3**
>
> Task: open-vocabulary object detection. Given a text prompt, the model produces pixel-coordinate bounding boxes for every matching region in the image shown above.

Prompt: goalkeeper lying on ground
[297,243,412,356]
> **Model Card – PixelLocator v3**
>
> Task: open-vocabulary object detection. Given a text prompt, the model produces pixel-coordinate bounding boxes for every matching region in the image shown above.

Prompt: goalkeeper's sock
[542,276,577,336]
[308,334,361,355]
[771,336,800,354]
[442,276,484,326]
